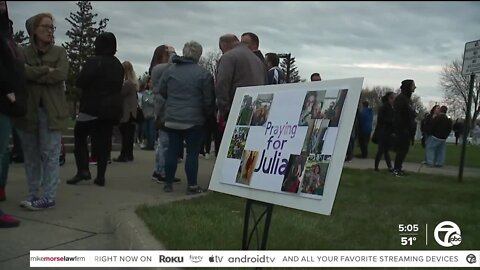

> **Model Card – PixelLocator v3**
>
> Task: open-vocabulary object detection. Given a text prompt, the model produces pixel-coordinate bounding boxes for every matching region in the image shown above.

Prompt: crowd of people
[0,3,303,227]
[361,82,476,175]
[1,3,476,229]
[364,80,419,176]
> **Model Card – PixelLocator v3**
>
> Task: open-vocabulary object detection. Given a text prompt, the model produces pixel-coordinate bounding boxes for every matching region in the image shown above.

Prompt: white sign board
[208,78,364,215]
[462,39,480,75]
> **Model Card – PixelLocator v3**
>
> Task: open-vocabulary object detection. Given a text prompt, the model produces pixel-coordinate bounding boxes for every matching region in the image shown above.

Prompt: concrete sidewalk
[1,150,478,270]
[344,157,480,178]
[0,149,215,270]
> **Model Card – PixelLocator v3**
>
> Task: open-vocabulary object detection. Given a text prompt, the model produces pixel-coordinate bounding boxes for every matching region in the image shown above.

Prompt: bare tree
[440,56,480,127]
[361,86,427,119]
[199,50,222,80]
[442,97,464,120]
[360,86,393,113]
[411,94,428,121]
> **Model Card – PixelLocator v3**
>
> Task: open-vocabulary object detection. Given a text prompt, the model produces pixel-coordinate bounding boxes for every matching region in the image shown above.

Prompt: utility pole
[458,39,480,182]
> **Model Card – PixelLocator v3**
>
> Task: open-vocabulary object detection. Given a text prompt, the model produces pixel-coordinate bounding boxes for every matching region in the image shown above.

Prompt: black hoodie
[393,80,417,137]
[76,32,124,123]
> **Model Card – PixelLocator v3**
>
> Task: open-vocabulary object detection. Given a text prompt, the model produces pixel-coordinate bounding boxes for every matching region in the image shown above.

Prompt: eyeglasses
[39,24,56,32]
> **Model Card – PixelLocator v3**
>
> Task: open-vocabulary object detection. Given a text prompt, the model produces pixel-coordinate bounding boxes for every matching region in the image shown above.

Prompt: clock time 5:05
[398,224,419,232]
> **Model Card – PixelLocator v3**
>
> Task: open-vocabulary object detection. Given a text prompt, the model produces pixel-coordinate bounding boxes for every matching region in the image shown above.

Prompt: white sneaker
[205,153,210,160]
[20,196,38,208]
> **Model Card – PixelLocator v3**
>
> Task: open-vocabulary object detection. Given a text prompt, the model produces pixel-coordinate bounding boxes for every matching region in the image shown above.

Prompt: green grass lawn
[136,169,479,252]
[354,141,480,168]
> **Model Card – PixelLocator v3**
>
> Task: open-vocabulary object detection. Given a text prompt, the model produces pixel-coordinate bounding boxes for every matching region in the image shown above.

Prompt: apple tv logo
[209,255,223,263]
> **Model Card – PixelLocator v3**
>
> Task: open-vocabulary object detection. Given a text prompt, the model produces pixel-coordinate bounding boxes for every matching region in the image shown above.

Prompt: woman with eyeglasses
[15,12,69,210]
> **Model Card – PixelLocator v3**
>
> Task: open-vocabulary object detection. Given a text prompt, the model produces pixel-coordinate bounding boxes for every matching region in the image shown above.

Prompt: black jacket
[76,32,124,123]
[254,50,266,67]
[430,114,452,140]
[0,36,27,117]
[376,104,394,141]
[452,121,464,135]
[393,92,416,138]
[421,114,434,135]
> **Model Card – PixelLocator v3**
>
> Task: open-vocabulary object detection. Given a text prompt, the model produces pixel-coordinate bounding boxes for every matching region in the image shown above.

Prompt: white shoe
[20,196,37,208]
[205,153,210,160]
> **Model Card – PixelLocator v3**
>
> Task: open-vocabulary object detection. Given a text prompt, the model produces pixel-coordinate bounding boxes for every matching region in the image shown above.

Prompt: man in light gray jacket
[215,33,268,121]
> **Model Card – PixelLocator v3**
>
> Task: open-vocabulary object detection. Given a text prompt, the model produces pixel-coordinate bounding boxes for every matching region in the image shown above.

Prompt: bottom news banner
[30,250,480,268]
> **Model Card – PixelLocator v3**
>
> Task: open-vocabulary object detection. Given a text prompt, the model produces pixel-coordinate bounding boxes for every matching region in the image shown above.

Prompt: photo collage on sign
[281,154,308,193]
[230,94,275,185]
[227,127,250,159]
[292,89,348,196]
[235,150,260,186]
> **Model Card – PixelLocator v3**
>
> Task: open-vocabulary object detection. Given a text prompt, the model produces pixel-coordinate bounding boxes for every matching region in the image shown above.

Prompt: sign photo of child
[298,91,326,126]
[250,93,274,126]
[236,150,260,185]
[300,161,329,196]
[281,154,307,194]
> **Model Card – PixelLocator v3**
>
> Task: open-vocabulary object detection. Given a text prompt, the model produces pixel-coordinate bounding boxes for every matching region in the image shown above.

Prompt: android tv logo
[434,221,462,247]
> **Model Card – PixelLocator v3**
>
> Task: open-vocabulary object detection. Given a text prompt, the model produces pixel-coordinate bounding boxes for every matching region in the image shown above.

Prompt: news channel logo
[466,254,477,264]
[434,221,462,248]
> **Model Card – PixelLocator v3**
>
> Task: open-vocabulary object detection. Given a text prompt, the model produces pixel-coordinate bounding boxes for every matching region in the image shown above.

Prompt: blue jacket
[159,56,215,126]
[359,107,373,135]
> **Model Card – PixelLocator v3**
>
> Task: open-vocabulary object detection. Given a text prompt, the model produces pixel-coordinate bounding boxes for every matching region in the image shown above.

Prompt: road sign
[462,39,480,75]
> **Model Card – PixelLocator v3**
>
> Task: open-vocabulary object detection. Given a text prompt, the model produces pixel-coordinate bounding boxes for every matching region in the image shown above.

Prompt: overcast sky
[7,1,480,106]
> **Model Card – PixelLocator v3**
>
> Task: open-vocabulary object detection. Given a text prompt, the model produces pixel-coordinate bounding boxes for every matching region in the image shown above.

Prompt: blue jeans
[17,108,62,201]
[0,114,11,188]
[425,136,446,166]
[155,130,169,177]
[165,126,204,186]
[143,117,155,148]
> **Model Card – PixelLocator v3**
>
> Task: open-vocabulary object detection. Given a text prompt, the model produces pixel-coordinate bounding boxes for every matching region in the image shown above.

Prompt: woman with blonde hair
[114,61,139,162]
